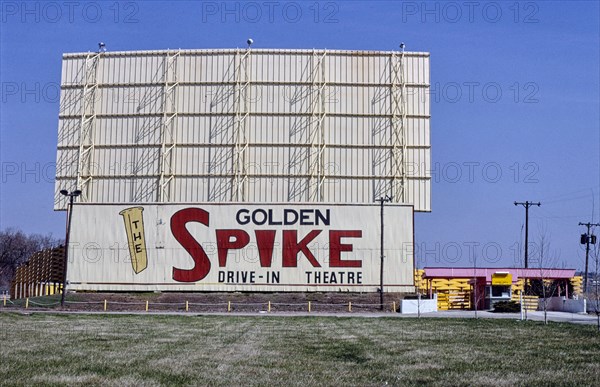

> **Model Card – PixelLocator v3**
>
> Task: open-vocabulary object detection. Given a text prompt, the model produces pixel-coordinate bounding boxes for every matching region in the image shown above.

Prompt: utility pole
[376,195,392,311]
[514,201,541,269]
[60,189,81,308]
[579,222,599,293]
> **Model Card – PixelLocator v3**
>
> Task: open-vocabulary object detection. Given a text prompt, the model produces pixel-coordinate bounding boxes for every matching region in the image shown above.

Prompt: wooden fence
[10,246,65,299]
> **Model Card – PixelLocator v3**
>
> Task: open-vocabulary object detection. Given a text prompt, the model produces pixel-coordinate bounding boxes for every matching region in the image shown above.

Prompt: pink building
[421,267,578,310]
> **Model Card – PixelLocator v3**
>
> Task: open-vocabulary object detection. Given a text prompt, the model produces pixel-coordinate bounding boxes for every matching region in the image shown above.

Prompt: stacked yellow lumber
[414,270,427,292]
[521,295,539,311]
[414,271,475,310]
[570,276,582,295]
[431,278,449,290]
[435,290,472,310]
[437,293,450,310]
[447,292,471,309]
[448,279,472,291]
[512,279,525,294]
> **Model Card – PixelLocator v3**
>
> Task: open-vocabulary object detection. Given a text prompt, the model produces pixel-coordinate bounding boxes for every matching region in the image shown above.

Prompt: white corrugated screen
[55,49,430,211]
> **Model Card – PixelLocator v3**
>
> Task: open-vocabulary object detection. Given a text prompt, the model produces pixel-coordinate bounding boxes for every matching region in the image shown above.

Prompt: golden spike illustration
[119,207,148,274]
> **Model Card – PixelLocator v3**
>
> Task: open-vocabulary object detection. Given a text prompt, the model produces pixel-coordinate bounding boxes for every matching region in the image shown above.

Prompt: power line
[537,186,599,203]
[542,193,597,205]
[531,207,579,225]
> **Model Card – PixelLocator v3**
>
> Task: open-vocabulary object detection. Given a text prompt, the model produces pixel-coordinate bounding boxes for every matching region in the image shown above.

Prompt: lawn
[0,313,599,386]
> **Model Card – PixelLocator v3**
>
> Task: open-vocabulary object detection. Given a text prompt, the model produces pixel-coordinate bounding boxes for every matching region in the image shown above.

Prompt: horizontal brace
[59,174,432,180]
[63,48,430,59]
[59,112,431,119]
[63,49,429,59]
[58,143,431,150]
[61,81,430,89]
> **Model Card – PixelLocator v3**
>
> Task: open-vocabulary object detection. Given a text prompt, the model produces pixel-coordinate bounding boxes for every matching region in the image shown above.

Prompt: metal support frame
[76,52,101,201]
[159,50,180,202]
[308,51,327,202]
[390,50,408,203]
[232,48,252,201]
[55,49,430,210]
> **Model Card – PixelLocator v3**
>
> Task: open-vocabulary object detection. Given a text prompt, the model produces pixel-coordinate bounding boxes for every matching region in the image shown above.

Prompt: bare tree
[536,231,561,325]
[414,268,423,318]
[0,228,62,290]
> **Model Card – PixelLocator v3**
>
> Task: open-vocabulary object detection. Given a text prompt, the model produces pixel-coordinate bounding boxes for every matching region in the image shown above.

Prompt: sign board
[67,203,415,292]
[491,273,513,286]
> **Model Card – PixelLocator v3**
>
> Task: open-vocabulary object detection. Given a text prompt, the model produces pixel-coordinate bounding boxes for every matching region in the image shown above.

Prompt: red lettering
[170,208,211,282]
[282,230,322,267]
[216,229,250,266]
[329,230,362,267]
[255,230,276,267]
[171,207,361,280]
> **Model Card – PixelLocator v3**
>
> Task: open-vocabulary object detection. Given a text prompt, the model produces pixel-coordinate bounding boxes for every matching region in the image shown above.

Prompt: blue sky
[1,1,599,270]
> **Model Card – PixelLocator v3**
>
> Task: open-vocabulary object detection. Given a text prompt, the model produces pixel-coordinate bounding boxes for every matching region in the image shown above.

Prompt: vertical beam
[233,48,252,201]
[76,52,101,201]
[390,50,407,203]
[379,197,385,309]
[376,195,391,310]
[159,50,180,202]
[318,52,327,200]
[309,51,327,201]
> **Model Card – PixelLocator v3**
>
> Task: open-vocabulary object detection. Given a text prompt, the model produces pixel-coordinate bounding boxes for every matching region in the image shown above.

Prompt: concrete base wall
[539,297,586,313]
[586,300,600,313]
[400,295,438,314]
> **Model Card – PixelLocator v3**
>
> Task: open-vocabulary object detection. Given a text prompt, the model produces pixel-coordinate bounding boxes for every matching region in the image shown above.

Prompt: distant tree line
[0,228,63,291]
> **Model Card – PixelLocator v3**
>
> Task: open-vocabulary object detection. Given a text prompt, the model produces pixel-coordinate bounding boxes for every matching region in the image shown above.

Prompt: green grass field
[1,313,599,386]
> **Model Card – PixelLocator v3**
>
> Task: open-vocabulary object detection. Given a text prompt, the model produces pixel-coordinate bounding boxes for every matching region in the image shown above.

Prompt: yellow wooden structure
[10,246,65,299]
[415,269,583,311]
[415,270,473,310]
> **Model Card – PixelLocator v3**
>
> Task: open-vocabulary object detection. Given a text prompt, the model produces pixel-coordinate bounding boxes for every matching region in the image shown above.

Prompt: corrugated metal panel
[55,48,431,210]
